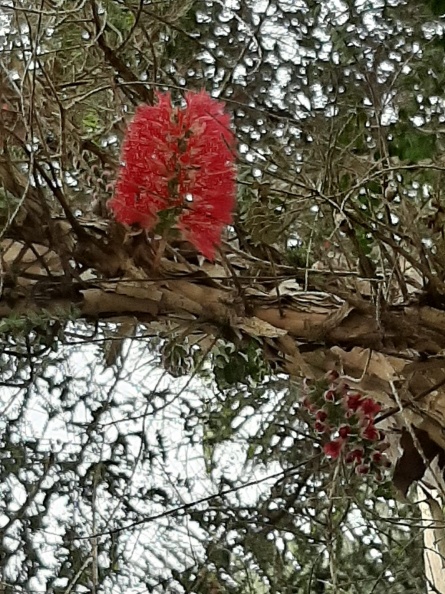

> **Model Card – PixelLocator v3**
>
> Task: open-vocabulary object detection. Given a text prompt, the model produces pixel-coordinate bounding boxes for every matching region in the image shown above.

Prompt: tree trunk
[417,485,445,594]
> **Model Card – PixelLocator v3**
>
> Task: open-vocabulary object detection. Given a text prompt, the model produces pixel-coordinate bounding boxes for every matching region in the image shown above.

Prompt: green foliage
[0,307,78,350]
[0,188,20,226]
[425,0,445,16]
[81,109,101,134]
[390,128,437,163]
[212,339,269,391]
[104,0,135,37]
[285,244,309,268]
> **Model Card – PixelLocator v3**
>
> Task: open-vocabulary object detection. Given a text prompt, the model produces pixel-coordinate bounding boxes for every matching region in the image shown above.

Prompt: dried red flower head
[315,421,329,434]
[371,452,387,465]
[303,378,313,391]
[361,422,380,441]
[323,438,344,459]
[359,398,381,419]
[336,381,350,394]
[371,451,381,463]
[345,392,363,411]
[324,370,339,382]
[338,425,351,439]
[373,453,391,468]
[345,448,364,465]
[316,410,328,422]
[323,390,337,402]
[303,397,317,413]
[108,90,236,259]
[355,464,370,475]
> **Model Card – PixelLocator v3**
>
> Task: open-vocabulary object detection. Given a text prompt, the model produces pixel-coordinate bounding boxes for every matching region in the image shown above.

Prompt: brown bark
[3,213,445,452]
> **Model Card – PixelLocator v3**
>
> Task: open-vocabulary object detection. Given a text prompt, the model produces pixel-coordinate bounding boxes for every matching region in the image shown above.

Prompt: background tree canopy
[2,0,445,592]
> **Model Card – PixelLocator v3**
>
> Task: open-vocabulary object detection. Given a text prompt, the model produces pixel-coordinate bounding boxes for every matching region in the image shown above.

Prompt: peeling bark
[3,216,445,465]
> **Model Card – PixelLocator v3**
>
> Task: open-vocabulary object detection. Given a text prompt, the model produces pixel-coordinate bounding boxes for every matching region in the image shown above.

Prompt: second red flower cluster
[303,371,391,479]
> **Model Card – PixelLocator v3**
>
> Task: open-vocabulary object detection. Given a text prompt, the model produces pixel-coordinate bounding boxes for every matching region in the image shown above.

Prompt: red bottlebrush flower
[345,392,363,412]
[345,448,364,465]
[316,409,328,422]
[359,398,381,419]
[323,438,344,459]
[108,90,236,259]
[361,422,379,441]
[338,425,351,439]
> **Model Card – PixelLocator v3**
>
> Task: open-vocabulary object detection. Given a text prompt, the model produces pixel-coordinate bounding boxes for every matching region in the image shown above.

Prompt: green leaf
[355,229,373,257]
[390,129,437,163]
[427,0,445,15]
[82,109,100,132]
